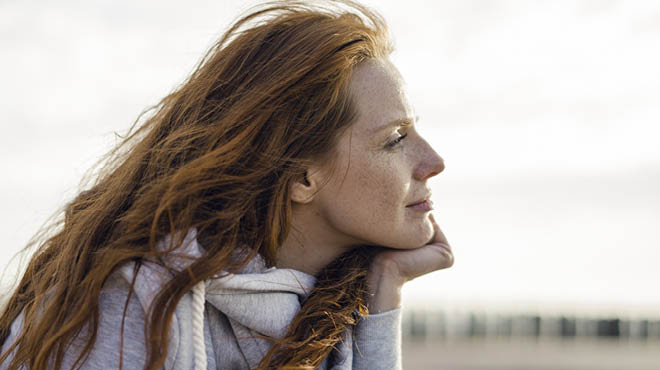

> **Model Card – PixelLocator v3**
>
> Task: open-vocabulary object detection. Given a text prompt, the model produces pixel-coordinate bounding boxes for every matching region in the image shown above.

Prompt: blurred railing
[402,309,660,341]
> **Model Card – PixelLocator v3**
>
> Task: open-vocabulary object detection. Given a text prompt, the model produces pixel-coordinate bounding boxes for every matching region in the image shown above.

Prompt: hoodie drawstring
[192,281,207,370]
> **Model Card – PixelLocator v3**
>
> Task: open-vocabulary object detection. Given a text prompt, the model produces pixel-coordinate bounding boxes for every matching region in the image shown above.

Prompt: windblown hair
[0,1,392,369]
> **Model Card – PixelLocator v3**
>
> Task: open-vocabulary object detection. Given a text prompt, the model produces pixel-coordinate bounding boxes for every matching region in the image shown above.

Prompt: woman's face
[310,58,445,250]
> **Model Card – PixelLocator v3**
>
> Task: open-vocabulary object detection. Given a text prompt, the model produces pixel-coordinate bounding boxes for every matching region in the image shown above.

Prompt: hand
[364,213,454,313]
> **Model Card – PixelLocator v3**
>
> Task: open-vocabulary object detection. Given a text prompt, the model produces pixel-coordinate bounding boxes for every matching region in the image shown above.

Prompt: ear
[290,167,323,204]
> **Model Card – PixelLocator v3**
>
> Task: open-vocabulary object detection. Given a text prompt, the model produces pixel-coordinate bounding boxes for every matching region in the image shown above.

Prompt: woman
[0,1,453,369]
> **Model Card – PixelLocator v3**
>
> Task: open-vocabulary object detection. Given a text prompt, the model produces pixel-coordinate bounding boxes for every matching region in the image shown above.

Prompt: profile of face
[302,58,445,250]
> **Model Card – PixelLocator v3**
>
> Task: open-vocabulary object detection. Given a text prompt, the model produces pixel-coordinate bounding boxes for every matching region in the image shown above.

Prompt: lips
[407,192,432,207]
[407,199,433,211]
[406,193,433,211]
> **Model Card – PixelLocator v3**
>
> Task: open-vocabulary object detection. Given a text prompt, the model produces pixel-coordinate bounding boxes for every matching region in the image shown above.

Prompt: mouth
[406,196,433,212]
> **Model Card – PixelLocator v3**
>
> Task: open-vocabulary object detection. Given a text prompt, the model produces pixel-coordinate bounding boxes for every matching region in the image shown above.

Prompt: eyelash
[386,132,408,148]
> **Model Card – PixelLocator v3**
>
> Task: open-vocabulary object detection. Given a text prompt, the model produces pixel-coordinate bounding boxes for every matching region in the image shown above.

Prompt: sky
[1,0,659,317]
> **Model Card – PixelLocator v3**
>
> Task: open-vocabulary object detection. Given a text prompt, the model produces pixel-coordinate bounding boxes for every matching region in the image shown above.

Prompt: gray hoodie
[1,230,402,369]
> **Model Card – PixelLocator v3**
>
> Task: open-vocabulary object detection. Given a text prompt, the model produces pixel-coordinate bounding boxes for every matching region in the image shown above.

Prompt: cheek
[348,160,433,249]
[347,156,403,213]
[325,156,418,244]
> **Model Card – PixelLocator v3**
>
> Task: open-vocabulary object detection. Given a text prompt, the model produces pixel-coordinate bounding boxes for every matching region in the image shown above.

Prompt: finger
[409,243,454,279]
[431,244,454,270]
[429,213,450,249]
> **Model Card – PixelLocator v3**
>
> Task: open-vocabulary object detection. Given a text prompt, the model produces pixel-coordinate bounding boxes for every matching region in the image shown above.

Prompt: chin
[416,217,435,245]
[393,218,434,249]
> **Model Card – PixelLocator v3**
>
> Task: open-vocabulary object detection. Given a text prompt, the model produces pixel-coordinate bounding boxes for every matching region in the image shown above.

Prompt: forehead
[349,59,413,135]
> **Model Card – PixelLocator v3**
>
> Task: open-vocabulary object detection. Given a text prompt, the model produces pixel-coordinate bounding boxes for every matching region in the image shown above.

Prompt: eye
[385,132,408,148]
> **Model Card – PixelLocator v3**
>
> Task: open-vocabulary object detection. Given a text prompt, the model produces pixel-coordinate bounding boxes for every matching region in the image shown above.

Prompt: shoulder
[102,265,189,370]
[0,276,155,370]
[62,267,187,370]
[9,274,157,370]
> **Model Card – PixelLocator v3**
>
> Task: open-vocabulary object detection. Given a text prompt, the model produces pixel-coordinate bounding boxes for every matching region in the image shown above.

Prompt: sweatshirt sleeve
[352,308,402,370]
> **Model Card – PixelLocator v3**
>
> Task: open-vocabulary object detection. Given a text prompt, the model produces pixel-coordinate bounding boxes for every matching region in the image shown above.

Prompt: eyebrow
[372,115,419,134]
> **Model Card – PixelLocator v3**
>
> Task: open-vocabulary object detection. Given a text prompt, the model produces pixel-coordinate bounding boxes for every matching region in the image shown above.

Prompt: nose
[413,140,445,181]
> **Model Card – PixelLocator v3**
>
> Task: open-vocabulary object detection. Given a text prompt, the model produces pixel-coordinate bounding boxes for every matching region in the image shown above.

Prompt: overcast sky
[1,0,659,316]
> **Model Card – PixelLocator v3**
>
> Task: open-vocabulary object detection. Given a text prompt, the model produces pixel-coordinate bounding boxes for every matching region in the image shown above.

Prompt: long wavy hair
[0,1,392,369]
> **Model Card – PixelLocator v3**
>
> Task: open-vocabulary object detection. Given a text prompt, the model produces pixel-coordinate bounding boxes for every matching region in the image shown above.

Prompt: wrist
[365,257,405,314]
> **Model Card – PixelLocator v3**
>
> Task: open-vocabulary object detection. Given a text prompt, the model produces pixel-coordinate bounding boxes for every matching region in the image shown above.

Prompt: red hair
[0,1,392,369]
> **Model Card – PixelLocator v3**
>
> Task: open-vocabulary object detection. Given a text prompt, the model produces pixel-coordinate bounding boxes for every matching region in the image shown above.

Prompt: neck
[275,205,354,276]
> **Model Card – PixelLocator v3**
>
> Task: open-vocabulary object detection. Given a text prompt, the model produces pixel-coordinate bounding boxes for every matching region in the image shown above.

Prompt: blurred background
[1,0,659,369]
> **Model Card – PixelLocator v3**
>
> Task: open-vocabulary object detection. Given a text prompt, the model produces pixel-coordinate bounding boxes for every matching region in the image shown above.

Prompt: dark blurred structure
[401,309,660,370]
[402,309,660,341]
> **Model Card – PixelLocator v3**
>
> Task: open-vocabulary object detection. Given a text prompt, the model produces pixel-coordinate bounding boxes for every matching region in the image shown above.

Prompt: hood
[117,228,317,339]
